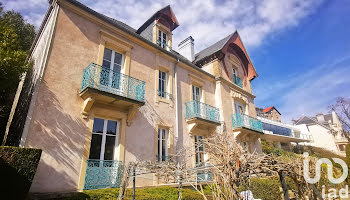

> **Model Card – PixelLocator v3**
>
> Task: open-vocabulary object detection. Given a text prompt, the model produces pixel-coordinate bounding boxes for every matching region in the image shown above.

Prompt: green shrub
[0,146,42,200]
[238,177,282,200]
[261,140,295,158]
[346,144,350,184]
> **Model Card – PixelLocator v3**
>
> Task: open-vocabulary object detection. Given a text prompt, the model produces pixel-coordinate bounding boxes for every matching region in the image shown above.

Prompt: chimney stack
[178,36,194,62]
[316,113,325,122]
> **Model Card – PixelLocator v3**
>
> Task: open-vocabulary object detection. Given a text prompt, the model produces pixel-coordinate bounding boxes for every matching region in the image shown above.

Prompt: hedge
[61,187,205,200]
[0,146,42,200]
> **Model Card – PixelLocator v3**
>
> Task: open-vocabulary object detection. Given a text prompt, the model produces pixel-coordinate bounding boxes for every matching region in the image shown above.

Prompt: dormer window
[158,30,167,48]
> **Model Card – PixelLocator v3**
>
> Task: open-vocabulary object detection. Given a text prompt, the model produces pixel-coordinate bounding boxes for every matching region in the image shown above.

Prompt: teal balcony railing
[81,63,145,102]
[185,101,220,123]
[83,160,122,190]
[234,74,243,88]
[231,113,263,132]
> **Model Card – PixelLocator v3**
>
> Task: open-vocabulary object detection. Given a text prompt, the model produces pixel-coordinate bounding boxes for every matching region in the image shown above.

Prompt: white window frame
[195,135,205,166]
[102,48,125,92]
[90,118,120,161]
[158,70,168,99]
[192,85,201,102]
[158,30,167,48]
[158,128,168,161]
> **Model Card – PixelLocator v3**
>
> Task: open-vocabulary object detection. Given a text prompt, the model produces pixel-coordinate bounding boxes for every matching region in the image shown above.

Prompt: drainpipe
[174,58,179,157]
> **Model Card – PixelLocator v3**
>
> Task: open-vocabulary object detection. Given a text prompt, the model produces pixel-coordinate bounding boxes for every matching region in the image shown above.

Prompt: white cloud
[254,56,350,123]
[3,0,323,51]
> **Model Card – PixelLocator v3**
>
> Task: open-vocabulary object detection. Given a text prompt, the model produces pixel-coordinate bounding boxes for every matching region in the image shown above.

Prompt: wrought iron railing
[185,101,220,123]
[231,113,263,132]
[234,74,243,88]
[81,63,146,102]
[83,159,122,190]
[157,90,173,99]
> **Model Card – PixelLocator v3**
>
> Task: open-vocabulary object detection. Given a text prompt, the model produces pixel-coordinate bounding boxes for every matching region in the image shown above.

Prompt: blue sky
[3,0,350,122]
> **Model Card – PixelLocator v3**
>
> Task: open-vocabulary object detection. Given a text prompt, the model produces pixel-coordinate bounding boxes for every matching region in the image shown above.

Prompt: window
[232,68,236,80]
[158,70,167,98]
[195,135,204,166]
[192,85,201,102]
[89,118,119,160]
[234,102,244,114]
[101,48,124,90]
[158,128,168,161]
[158,30,167,48]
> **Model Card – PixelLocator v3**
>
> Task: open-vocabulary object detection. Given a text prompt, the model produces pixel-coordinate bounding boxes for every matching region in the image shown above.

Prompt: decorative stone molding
[231,90,248,105]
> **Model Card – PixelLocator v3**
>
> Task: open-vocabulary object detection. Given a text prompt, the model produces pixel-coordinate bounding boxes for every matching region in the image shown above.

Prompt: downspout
[174,58,180,155]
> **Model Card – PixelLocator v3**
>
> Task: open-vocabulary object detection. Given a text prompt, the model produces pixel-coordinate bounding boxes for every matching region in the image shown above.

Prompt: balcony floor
[80,87,145,107]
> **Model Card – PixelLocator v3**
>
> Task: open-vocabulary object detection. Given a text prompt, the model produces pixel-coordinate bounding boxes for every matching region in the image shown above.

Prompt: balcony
[185,101,220,136]
[257,117,312,143]
[80,63,145,123]
[83,160,122,190]
[232,113,263,132]
[234,75,243,88]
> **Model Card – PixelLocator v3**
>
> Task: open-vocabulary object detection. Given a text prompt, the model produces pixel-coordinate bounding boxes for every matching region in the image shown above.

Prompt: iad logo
[303,152,348,184]
[303,152,349,198]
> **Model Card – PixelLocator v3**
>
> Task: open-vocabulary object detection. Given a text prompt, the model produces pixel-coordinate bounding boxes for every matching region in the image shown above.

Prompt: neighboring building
[256,106,312,150]
[256,106,281,122]
[5,0,264,193]
[293,112,349,156]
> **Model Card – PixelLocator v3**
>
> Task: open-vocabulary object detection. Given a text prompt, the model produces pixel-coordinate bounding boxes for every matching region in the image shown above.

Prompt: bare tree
[329,97,350,134]
[122,132,320,200]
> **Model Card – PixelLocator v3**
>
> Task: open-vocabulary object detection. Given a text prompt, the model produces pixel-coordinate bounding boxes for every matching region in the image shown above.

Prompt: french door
[89,118,120,161]
[158,128,168,161]
[101,48,125,94]
[192,85,201,117]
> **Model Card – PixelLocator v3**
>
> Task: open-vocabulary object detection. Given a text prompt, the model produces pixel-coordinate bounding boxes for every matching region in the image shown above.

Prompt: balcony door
[192,85,201,117]
[89,118,120,161]
[101,48,125,94]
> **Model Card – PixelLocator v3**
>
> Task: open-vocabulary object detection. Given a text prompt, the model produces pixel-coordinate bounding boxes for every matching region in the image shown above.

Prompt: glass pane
[92,118,104,133]
[114,52,123,65]
[104,136,116,160]
[103,48,112,61]
[162,139,166,160]
[89,134,102,159]
[102,60,111,68]
[106,120,117,135]
[113,64,121,73]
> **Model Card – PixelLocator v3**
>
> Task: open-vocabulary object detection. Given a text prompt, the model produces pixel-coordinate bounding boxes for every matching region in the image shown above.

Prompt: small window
[158,128,168,161]
[158,70,168,98]
[232,68,236,79]
[195,135,205,166]
[158,30,167,48]
[192,85,201,102]
[89,118,119,161]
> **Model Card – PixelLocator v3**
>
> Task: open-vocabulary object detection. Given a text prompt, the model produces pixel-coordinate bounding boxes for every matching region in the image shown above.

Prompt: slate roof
[193,33,234,63]
[59,0,215,79]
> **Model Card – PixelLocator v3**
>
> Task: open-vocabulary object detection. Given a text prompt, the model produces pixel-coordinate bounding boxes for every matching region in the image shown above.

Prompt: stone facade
[7,0,264,193]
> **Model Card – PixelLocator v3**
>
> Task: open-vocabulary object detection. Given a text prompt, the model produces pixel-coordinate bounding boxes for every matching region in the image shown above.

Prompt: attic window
[158,30,167,48]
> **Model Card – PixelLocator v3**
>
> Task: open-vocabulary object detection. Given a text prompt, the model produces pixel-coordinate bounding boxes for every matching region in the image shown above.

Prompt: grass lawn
[60,186,206,200]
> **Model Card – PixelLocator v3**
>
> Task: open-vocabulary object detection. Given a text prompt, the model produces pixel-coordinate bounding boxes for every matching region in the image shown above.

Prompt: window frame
[157,128,169,161]
[89,118,120,161]
[158,30,167,48]
[194,135,205,166]
[158,70,168,99]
